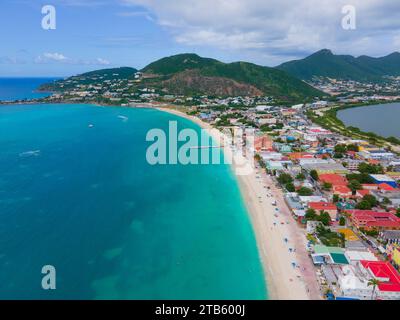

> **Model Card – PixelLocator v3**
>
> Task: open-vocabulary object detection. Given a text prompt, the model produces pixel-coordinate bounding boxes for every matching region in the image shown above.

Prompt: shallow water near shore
[0,103,267,299]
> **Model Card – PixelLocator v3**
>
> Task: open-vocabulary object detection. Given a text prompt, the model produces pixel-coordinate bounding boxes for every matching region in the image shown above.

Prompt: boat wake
[19,150,41,157]
[118,115,129,122]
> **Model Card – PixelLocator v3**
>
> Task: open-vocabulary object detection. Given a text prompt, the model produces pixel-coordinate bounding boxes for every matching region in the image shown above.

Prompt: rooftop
[319,174,348,186]
[361,260,400,292]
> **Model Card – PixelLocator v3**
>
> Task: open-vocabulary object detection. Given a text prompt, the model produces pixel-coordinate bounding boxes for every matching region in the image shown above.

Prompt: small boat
[88,124,94,128]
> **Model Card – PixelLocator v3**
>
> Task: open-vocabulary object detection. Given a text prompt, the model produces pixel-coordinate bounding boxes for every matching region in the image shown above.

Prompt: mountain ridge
[277,49,400,81]
[40,53,324,102]
[139,53,324,101]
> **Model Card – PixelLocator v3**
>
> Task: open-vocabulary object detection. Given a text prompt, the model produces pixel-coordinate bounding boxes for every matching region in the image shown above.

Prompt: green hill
[39,67,138,91]
[38,54,324,102]
[277,49,400,82]
[141,53,324,101]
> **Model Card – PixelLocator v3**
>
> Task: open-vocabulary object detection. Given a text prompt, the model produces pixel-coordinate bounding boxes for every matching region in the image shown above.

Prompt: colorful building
[309,202,338,221]
[254,134,273,152]
[346,210,400,231]
[393,247,400,268]
[319,173,348,187]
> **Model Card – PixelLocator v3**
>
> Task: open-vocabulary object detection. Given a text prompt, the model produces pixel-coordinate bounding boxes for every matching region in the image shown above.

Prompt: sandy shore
[156,106,321,300]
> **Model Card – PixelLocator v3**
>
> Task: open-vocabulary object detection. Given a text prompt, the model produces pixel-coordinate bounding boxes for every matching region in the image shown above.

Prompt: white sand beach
[156,106,322,300]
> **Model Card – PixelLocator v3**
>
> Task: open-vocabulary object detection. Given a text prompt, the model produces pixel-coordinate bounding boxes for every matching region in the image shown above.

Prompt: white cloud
[95,58,111,65]
[121,0,400,65]
[36,52,69,63]
[35,53,111,66]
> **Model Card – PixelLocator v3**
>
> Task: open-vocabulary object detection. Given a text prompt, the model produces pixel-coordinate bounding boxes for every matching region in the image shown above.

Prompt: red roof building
[309,202,338,221]
[356,189,371,198]
[255,135,273,152]
[288,152,314,161]
[360,260,400,293]
[346,210,400,231]
[333,185,353,198]
[319,174,348,187]
[378,183,397,192]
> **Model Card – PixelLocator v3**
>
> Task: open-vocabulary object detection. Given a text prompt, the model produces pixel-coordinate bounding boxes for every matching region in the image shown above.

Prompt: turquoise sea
[0,102,267,299]
[0,78,56,101]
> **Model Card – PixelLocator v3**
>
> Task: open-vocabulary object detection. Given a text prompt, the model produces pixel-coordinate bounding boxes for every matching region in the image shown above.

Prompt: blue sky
[1,0,400,77]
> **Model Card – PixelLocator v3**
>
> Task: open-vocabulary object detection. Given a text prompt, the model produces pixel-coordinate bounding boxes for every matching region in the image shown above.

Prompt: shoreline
[156,106,321,300]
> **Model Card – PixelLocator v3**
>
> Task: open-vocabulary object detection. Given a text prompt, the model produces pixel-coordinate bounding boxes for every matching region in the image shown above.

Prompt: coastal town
[3,62,400,300]
[192,102,400,300]
[6,72,400,300]
[5,0,400,308]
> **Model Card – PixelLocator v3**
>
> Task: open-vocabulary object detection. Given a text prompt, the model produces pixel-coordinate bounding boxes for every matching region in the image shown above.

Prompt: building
[333,186,353,198]
[355,189,371,198]
[300,160,349,175]
[370,174,398,188]
[254,134,273,152]
[360,261,400,300]
[319,174,348,187]
[311,245,349,265]
[379,230,400,245]
[371,190,400,207]
[393,247,400,267]
[288,152,314,162]
[346,210,400,231]
[359,150,395,160]
[345,250,378,262]
[338,260,400,300]
[309,202,338,221]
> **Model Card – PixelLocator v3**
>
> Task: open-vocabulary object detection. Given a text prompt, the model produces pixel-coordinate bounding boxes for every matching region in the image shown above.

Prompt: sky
[1,0,400,77]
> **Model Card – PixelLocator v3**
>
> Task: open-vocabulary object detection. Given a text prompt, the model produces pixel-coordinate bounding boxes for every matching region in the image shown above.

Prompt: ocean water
[0,78,56,101]
[0,103,267,300]
[337,103,400,138]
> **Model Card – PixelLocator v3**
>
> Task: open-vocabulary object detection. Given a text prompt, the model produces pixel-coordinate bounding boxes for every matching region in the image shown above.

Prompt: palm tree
[368,278,380,300]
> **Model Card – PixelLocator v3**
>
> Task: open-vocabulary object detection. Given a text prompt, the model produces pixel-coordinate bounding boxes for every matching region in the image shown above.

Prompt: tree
[397,208,400,218]
[334,144,347,154]
[348,180,362,192]
[305,208,317,221]
[260,124,273,132]
[339,216,346,226]
[346,144,359,152]
[322,182,333,191]
[310,170,319,181]
[319,211,331,226]
[346,173,374,184]
[382,197,392,205]
[285,183,296,193]
[296,173,306,181]
[333,194,340,203]
[358,162,384,174]
[356,200,372,210]
[362,194,378,208]
[297,187,314,196]
[277,173,293,185]
[368,278,380,300]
